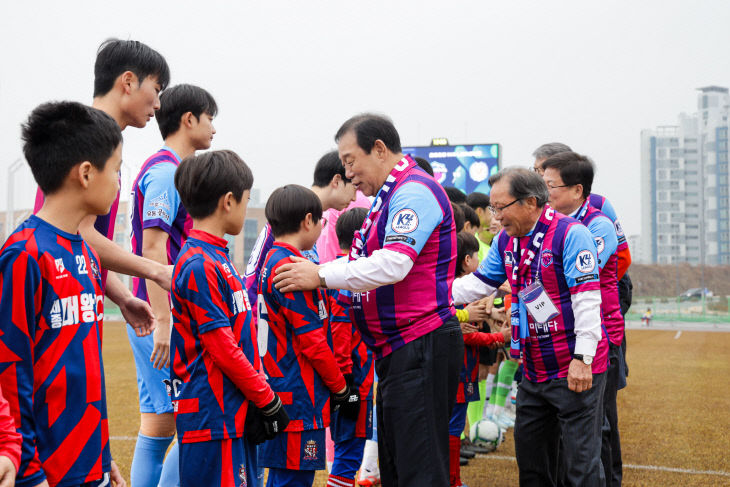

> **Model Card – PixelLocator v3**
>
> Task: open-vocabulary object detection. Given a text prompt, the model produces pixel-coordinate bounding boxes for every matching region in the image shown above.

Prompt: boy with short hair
[127,84,218,487]
[33,38,172,328]
[1,101,130,487]
[244,151,356,308]
[258,185,360,487]
[171,150,289,487]
[327,208,375,487]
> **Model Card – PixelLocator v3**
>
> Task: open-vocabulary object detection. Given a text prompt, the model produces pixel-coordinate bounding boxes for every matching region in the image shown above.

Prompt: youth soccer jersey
[474,207,609,382]
[257,242,345,432]
[244,224,319,315]
[349,165,457,359]
[131,147,192,303]
[170,230,261,443]
[0,215,110,487]
[34,186,119,289]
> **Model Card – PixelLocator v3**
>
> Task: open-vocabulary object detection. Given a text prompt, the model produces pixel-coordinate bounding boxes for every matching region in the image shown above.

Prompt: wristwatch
[573,354,593,365]
[318,268,327,289]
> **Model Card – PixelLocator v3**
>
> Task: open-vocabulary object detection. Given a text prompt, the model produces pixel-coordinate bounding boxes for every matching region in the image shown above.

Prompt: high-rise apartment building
[641,86,730,265]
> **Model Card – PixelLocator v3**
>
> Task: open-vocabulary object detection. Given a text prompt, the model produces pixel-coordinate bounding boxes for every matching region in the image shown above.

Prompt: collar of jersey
[188,229,229,249]
[30,214,84,241]
[272,240,307,258]
[161,145,182,164]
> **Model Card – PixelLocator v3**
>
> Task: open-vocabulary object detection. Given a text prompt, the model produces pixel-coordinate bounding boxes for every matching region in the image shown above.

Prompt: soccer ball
[469,419,503,451]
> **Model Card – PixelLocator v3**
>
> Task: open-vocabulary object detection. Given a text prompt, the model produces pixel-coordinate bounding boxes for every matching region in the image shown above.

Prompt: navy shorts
[258,429,326,471]
[180,436,257,487]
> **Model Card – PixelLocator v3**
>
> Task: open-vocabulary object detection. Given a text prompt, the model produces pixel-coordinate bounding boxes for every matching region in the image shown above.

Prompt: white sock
[484,373,495,400]
[483,401,495,419]
[360,439,379,473]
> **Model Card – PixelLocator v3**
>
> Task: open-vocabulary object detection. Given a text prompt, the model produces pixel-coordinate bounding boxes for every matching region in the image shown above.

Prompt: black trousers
[601,343,624,486]
[375,318,464,487]
[515,372,606,487]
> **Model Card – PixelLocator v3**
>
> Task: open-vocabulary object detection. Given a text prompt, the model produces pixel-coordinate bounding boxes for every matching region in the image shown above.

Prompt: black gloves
[245,394,290,445]
[331,374,360,420]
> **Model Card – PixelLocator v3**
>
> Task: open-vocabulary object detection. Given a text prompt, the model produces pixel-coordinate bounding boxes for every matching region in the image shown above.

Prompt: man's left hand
[567,359,593,393]
[273,256,321,293]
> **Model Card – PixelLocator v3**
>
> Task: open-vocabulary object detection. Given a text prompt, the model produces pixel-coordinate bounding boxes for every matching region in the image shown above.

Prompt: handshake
[245,394,291,445]
[331,374,361,420]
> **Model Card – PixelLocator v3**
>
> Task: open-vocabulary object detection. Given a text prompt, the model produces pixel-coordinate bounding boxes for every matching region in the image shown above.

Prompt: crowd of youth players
[0,37,632,487]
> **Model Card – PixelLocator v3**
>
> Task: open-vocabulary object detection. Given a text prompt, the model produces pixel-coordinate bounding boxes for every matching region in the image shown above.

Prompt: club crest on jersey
[466,382,474,395]
[318,300,328,320]
[541,250,553,268]
[614,220,625,237]
[54,258,66,275]
[238,465,247,487]
[89,259,100,279]
[575,250,596,273]
[391,209,419,234]
[303,440,319,460]
[594,237,605,254]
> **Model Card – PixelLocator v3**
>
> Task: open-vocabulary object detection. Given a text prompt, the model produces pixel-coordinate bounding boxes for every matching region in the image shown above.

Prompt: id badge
[517,281,560,324]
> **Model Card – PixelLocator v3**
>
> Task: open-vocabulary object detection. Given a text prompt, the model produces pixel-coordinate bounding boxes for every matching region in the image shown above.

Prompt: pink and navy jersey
[170,230,260,444]
[131,147,192,303]
[474,208,608,382]
[0,215,110,487]
[244,224,318,316]
[258,242,343,432]
[579,203,624,347]
[34,187,119,290]
[588,193,628,253]
[350,171,457,359]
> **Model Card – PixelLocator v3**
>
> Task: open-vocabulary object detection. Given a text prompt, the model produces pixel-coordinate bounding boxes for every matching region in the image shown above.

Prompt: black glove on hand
[260,394,290,439]
[244,405,267,445]
[332,374,360,420]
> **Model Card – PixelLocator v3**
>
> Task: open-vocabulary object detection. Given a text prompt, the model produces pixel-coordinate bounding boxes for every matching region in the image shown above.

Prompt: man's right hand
[567,359,593,393]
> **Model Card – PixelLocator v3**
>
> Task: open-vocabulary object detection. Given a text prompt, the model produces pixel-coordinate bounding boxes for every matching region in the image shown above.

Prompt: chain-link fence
[627,295,730,323]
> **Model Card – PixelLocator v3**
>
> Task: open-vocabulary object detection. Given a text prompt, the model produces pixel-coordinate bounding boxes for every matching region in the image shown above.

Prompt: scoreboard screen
[402,143,500,195]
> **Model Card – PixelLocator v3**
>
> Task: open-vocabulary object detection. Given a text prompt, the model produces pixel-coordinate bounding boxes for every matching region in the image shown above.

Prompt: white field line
[675,330,682,339]
[475,454,730,477]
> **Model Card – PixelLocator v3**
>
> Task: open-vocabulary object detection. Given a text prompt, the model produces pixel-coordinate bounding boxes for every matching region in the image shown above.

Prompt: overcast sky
[2,1,730,239]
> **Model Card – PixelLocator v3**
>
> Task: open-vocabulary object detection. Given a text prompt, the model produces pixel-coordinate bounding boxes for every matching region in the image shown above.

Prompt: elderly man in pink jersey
[274,113,464,486]
[452,168,608,486]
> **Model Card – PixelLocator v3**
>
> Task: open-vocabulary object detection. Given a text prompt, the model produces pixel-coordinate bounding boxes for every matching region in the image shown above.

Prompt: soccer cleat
[461,437,490,454]
[460,456,469,466]
[357,467,381,486]
[460,447,475,459]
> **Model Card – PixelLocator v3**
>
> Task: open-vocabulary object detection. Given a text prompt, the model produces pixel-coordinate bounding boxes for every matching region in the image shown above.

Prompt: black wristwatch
[573,354,593,365]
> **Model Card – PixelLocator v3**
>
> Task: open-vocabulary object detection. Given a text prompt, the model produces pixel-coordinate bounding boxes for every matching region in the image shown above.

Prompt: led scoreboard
[402,138,500,195]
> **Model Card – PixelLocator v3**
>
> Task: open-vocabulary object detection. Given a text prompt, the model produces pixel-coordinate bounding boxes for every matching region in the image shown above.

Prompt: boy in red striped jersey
[170,151,289,487]
[0,101,131,487]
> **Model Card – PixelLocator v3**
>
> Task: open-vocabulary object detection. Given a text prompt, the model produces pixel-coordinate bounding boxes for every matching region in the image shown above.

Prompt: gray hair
[532,142,572,160]
[489,167,549,207]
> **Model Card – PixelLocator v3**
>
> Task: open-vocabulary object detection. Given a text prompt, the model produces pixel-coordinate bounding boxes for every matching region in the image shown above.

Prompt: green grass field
[103,324,730,486]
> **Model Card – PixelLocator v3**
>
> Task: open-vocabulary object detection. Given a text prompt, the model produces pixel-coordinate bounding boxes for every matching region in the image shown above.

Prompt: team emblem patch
[575,250,596,273]
[239,464,247,487]
[614,220,625,237]
[55,258,65,273]
[504,251,514,267]
[594,237,605,254]
[89,259,100,279]
[469,161,489,182]
[303,440,319,460]
[466,382,474,395]
[391,209,419,234]
[541,250,553,268]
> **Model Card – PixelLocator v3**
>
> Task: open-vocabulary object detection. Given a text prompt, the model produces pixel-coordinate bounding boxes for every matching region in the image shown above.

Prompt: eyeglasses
[546,182,574,190]
[488,198,523,215]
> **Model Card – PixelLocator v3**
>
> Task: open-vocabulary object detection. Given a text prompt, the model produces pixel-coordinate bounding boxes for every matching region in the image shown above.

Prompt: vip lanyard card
[517,280,560,324]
